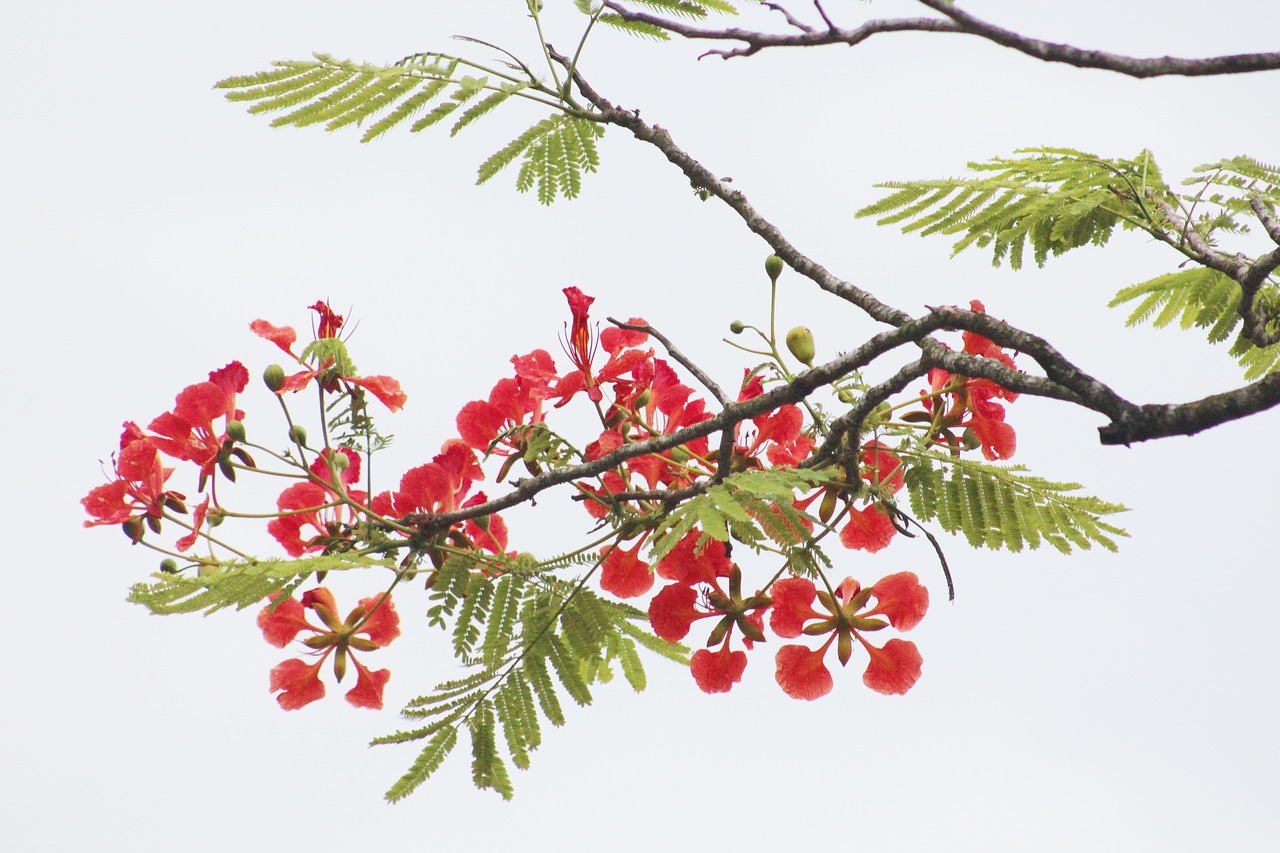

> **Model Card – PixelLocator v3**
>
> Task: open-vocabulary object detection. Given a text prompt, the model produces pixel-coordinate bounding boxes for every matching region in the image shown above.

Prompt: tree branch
[601,0,1280,76]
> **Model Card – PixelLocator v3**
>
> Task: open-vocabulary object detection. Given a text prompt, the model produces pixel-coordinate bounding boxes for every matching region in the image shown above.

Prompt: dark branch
[1098,372,1280,445]
[601,0,1280,76]
[607,316,729,405]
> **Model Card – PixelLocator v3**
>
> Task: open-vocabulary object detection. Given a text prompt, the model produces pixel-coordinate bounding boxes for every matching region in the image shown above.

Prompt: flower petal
[839,504,897,553]
[269,658,326,710]
[599,543,654,599]
[356,593,401,647]
[690,644,747,694]
[860,637,923,695]
[258,594,316,648]
[775,643,833,701]
[867,572,929,631]
[344,657,391,710]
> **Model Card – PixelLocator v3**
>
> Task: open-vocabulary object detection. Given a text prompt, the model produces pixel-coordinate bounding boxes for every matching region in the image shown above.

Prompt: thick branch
[1098,372,1280,444]
[546,49,1280,457]
[602,0,1280,76]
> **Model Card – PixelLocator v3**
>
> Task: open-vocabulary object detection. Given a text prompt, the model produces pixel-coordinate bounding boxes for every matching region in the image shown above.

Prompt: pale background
[4,1,1278,850]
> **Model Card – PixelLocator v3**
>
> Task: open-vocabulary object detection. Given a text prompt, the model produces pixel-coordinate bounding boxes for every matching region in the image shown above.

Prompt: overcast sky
[5,1,1279,850]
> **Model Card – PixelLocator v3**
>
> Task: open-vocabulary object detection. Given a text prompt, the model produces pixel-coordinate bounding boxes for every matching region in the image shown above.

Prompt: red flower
[775,641,835,700]
[770,573,928,699]
[861,638,925,695]
[599,541,653,599]
[839,503,897,553]
[647,556,770,695]
[252,301,407,412]
[648,583,706,642]
[82,424,186,533]
[258,587,400,710]
[545,287,653,407]
[456,376,546,457]
[267,448,369,557]
[654,532,732,586]
[147,362,250,488]
[371,441,482,518]
[689,642,748,694]
[768,577,826,638]
[861,442,905,494]
[268,658,327,711]
[921,300,1020,461]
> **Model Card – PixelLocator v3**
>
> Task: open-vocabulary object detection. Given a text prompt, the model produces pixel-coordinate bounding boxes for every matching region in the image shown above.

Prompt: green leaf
[857,148,1168,269]
[384,726,459,803]
[127,555,389,615]
[902,453,1128,554]
[597,14,672,40]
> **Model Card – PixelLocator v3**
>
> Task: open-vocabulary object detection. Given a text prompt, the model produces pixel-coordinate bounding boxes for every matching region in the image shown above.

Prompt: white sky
[5,1,1278,850]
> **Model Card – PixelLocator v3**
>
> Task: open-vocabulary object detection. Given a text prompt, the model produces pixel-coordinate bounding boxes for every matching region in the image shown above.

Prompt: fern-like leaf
[857,148,1169,269]
[1110,267,1280,377]
[128,555,389,615]
[903,453,1127,553]
[597,14,673,40]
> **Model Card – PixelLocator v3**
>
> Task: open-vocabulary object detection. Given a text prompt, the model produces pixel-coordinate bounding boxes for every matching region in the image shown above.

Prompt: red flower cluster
[771,572,928,699]
[921,300,1020,461]
[268,447,369,556]
[82,362,251,548]
[259,588,400,710]
[90,289,1032,712]
[837,442,907,554]
[647,533,765,693]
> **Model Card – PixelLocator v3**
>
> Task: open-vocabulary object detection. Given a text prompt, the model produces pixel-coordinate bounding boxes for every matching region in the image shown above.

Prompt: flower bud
[729,320,746,335]
[818,487,838,524]
[633,389,652,409]
[207,508,225,528]
[122,518,144,543]
[669,446,691,463]
[866,401,893,428]
[765,254,784,282]
[263,364,286,392]
[837,629,854,666]
[159,558,178,574]
[289,425,308,446]
[226,419,246,443]
[785,326,816,367]
[327,450,350,472]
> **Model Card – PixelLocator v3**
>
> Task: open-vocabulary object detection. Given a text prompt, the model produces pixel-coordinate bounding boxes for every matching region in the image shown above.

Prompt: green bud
[226,419,246,443]
[159,558,179,574]
[765,254,784,282]
[207,508,225,528]
[633,389,652,409]
[327,450,350,472]
[122,518,144,543]
[867,401,893,427]
[818,487,838,524]
[785,325,816,367]
[263,364,286,392]
[289,425,307,446]
[669,446,691,463]
[729,320,746,335]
